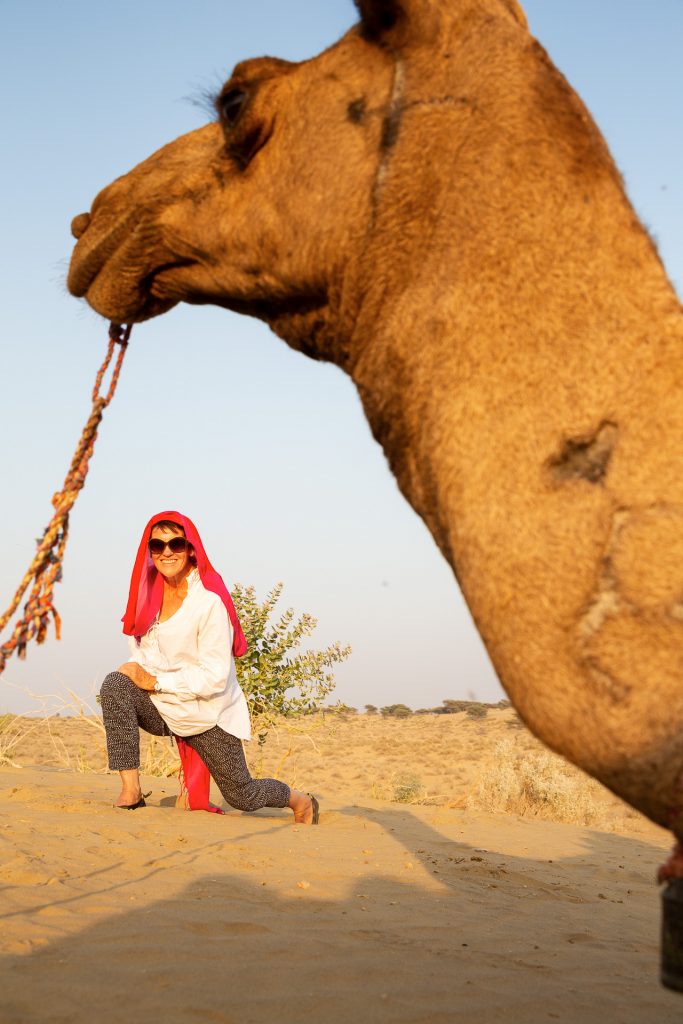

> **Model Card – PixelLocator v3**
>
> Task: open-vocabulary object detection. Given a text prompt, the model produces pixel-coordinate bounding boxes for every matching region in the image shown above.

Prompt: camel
[67,0,683,843]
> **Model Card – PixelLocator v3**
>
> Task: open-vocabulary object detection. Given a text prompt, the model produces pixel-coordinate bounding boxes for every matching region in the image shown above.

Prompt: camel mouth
[68,216,196,323]
[144,259,201,301]
[67,213,135,301]
[67,203,329,328]
[69,221,327,327]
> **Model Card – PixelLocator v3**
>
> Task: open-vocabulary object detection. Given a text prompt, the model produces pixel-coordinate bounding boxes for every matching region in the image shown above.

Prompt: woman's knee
[208,772,257,812]
[100,671,130,702]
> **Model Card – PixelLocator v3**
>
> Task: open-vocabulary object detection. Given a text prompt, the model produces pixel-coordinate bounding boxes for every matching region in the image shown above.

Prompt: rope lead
[0,323,132,674]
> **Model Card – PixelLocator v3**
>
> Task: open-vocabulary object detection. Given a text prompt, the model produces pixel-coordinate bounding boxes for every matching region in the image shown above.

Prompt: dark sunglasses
[148,537,189,556]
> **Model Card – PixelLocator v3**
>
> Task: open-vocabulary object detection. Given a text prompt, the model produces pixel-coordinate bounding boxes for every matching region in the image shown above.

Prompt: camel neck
[347,203,683,786]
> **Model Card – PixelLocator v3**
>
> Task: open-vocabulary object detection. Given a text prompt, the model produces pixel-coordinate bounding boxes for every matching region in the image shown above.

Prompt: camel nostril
[71,212,91,239]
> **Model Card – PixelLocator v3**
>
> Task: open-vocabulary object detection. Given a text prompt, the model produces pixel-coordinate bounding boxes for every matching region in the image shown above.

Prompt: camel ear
[355,0,527,45]
[356,0,397,34]
[354,0,403,39]
[500,0,527,28]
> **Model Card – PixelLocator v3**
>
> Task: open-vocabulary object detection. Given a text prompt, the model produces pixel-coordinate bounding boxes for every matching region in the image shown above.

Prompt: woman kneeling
[99,511,317,825]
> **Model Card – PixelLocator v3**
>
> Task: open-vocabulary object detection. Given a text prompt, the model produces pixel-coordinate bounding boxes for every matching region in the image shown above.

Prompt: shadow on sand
[0,802,680,1024]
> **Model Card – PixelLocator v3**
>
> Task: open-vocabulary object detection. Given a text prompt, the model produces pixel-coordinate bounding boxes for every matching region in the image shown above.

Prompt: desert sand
[0,707,681,1023]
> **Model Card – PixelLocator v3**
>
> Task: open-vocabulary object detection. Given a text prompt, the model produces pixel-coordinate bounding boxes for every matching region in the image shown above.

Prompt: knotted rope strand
[0,323,131,674]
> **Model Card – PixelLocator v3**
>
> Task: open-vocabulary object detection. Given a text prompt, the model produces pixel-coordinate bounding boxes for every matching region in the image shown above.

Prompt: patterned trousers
[99,672,290,812]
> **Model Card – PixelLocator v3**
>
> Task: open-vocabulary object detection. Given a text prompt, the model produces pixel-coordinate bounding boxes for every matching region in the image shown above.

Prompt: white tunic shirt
[127,569,251,740]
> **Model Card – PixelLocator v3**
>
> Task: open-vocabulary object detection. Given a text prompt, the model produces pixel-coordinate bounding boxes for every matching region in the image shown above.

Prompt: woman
[99,511,318,824]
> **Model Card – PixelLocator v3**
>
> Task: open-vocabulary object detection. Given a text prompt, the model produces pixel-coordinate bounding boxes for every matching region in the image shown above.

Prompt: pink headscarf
[122,510,247,656]
[122,511,247,814]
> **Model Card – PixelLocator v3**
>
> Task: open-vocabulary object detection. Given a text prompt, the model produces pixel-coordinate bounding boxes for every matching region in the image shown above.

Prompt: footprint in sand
[565,932,599,945]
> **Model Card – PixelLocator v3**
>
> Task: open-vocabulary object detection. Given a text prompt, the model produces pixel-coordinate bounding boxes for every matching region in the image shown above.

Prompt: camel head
[68,0,683,844]
[68,0,535,367]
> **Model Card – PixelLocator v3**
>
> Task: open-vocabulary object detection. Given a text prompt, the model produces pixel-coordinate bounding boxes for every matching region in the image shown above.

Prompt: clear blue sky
[1,1,681,715]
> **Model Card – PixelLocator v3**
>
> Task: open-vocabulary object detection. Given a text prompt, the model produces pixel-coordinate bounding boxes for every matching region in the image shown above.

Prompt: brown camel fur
[68,0,683,840]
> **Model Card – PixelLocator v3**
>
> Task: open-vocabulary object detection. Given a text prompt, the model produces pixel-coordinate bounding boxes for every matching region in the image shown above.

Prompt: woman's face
[149,525,194,583]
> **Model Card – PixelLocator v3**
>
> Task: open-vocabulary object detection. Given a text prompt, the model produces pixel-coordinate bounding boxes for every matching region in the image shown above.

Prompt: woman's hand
[119,662,157,691]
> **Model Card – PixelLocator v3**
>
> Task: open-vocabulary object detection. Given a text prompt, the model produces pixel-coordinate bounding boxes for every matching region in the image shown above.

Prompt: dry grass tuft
[0,687,180,778]
[246,712,334,790]
[0,713,45,768]
[141,736,180,778]
[469,738,608,826]
[391,771,426,804]
[369,770,432,805]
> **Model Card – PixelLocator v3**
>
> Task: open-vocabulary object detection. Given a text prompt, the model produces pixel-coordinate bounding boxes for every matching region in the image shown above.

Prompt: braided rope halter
[0,323,131,674]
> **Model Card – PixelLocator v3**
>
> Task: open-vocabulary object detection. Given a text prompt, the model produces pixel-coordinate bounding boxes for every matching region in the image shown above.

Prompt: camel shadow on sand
[0,802,681,1024]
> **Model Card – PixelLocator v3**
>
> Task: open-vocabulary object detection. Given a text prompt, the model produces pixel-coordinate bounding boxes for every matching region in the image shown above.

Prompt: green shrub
[465,704,488,720]
[380,703,412,718]
[231,583,351,738]
[334,703,358,717]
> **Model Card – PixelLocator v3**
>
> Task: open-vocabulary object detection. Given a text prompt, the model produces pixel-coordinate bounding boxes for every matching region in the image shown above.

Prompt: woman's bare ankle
[288,789,314,824]
[117,768,142,806]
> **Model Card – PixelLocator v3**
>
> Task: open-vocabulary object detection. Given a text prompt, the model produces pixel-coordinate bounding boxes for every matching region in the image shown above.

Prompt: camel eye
[219,88,248,127]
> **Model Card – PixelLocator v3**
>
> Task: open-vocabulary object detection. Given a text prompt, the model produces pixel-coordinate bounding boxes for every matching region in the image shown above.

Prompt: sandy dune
[0,712,681,1022]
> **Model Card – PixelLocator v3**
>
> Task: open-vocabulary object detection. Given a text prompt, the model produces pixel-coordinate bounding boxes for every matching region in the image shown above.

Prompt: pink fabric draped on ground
[176,738,225,814]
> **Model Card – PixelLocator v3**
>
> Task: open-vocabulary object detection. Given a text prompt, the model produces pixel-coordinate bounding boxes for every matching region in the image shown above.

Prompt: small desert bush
[428,699,499,716]
[392,771,426,803]
[368,770,426,804]
[333,703,358,718]
[470,739,606,825]
[232,582,351,744]
[380,703,413,718]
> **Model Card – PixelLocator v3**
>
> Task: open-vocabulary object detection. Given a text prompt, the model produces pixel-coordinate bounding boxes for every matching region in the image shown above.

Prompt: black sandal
[309,794,320,825]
